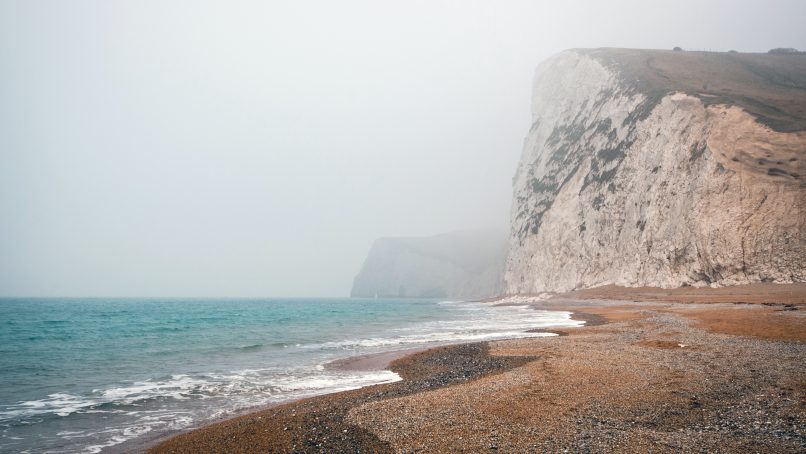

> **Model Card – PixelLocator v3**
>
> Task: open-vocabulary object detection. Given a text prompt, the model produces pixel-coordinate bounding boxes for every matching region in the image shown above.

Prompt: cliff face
[351,230,507,299]
[506,49,806,294]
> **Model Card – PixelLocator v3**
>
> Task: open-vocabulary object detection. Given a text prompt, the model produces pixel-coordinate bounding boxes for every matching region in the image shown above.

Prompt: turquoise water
[0,298,580,453]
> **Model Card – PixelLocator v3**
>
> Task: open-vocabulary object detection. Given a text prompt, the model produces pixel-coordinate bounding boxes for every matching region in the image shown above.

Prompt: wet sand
[325,347,432,372]
[150,283,805,453]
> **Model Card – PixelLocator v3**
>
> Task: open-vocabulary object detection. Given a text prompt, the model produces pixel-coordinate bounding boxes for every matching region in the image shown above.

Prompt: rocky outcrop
[505,48,806,294]
[351,230,507,299]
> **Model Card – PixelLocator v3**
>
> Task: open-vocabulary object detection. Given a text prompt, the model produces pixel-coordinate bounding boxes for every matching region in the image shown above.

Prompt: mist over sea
[0,298,581,453]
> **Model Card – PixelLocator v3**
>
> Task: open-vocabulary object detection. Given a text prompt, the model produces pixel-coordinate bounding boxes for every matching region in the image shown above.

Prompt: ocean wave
[1,369,400,453]
[307,304,582,350]
[316,330,558,349]
[0,369,400,422]
[0,393,93,419]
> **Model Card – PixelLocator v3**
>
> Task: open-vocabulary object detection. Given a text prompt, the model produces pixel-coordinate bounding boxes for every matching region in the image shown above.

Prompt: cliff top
[577,48,806,132]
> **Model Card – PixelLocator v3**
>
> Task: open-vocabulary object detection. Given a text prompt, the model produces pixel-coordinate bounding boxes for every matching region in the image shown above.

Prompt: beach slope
[151,283,806,453]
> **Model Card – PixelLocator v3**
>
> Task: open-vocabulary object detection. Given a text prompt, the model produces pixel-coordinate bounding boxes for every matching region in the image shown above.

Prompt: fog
[1,1,803,297]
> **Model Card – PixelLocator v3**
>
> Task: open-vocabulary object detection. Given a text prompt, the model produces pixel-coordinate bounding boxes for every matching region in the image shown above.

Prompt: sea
[0,297,582,453]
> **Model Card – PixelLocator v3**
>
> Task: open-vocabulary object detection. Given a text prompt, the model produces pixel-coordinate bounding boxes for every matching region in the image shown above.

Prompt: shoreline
[126,344,472,453]
[324,346,437,372]
[142,308,592,453]
[133,306,583,453]
[148,284,805,453]
[147,342,539,453]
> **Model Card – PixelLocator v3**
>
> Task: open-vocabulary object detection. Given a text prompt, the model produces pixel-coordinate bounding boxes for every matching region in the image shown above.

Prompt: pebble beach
[150,283,806,453]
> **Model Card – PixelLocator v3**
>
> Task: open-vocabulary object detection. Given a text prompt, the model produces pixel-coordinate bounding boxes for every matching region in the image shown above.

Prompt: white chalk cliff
[505,49,806,294]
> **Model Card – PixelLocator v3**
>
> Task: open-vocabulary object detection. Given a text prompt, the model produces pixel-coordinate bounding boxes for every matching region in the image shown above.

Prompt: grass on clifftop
[580,48,806,132]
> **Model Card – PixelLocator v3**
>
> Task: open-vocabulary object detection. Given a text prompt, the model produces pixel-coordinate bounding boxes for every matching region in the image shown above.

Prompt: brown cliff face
[505,49,806,294]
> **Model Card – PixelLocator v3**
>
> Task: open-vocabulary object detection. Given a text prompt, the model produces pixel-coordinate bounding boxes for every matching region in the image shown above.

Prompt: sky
[1,0,804,297]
